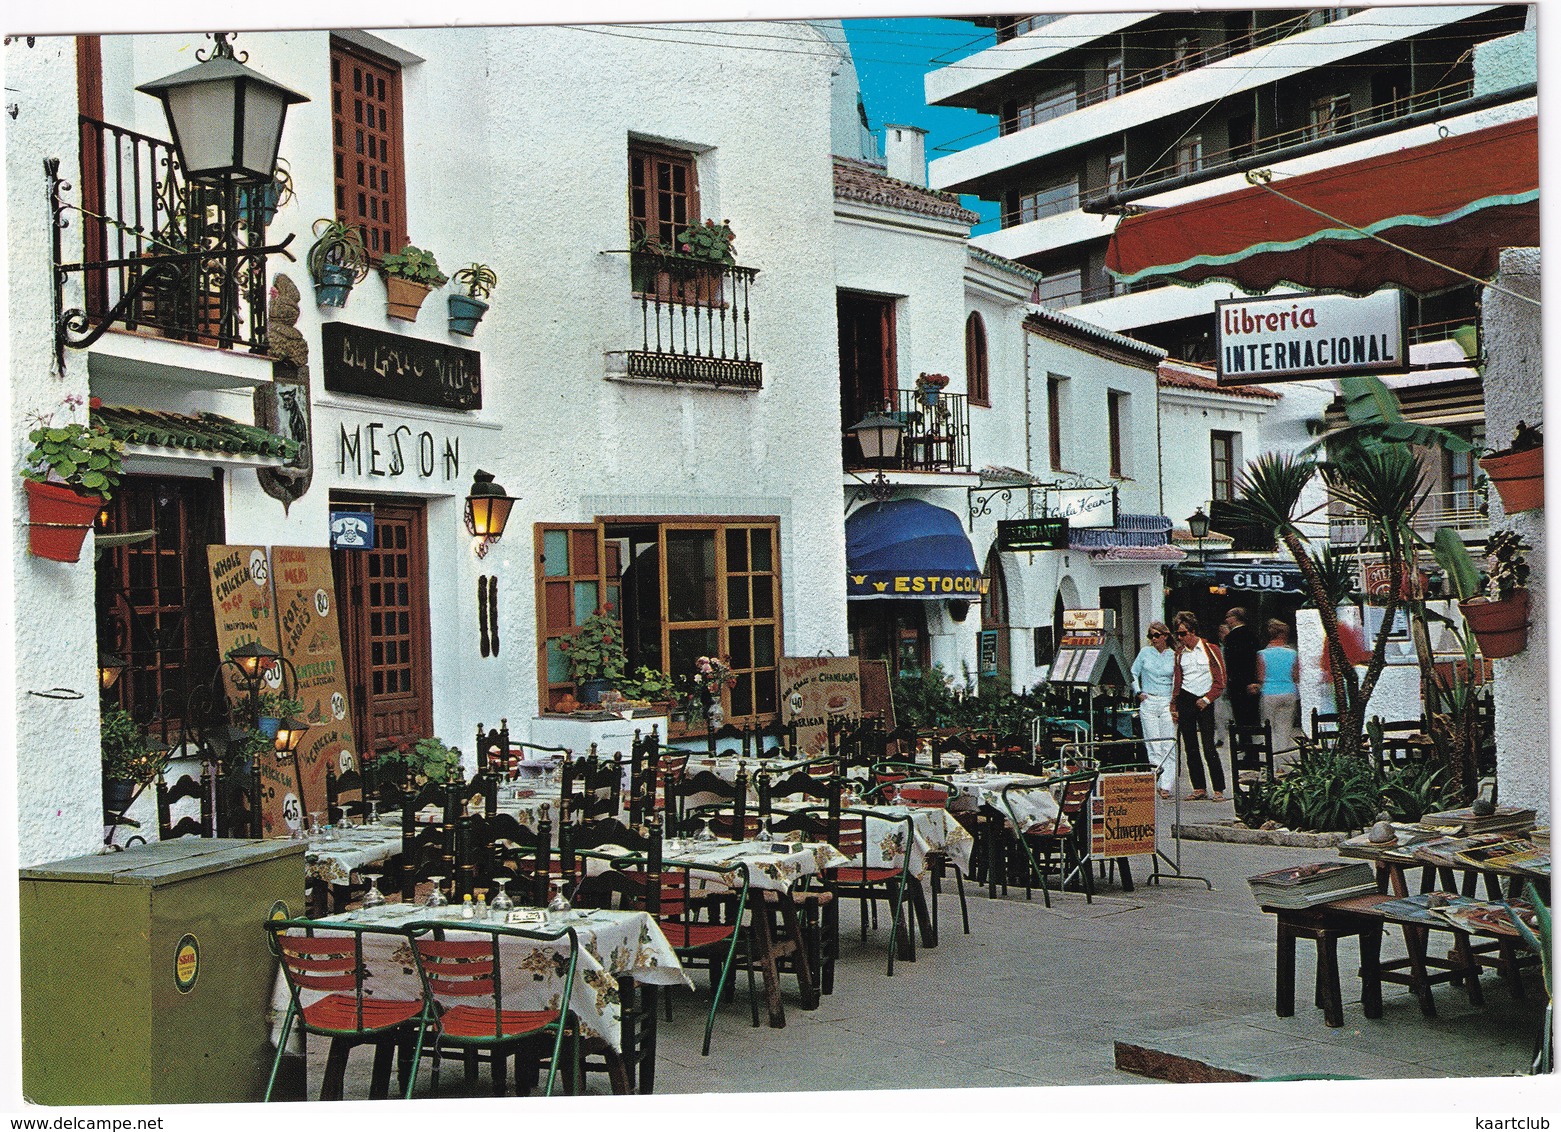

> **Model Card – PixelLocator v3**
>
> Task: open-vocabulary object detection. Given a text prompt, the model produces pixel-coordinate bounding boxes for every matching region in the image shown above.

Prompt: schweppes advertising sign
[848,571,989,598]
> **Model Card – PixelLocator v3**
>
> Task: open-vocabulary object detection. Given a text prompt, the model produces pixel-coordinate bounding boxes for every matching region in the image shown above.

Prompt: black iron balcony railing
[623,251,762,390]
[843,389,972,474]
[50,115,292,368]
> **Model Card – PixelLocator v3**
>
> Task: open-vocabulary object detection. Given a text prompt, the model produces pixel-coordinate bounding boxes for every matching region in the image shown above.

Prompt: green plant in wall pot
[22,398,125,562]
[382,244,448,321]
[101,707,169,818]
[256,691,305,738]
[448,263,498,337]
[1437,528,1531,659]
[306,218,370,308]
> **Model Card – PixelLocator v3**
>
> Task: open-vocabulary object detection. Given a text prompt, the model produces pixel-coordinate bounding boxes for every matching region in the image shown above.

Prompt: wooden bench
[1261,903,1383,1028]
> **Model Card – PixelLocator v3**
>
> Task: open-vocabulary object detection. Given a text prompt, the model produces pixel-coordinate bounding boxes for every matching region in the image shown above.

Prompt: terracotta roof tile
[1158,360,1282,400]
[833,157,979,224]
[94,406,299,461]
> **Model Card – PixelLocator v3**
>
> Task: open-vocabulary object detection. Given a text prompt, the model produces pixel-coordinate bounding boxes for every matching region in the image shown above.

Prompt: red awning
[1105,117,1538,296]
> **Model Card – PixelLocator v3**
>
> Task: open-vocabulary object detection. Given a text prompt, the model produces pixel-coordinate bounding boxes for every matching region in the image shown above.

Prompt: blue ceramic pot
[579,678,612,705]
[448,293,489,336]
[314,263,356,308]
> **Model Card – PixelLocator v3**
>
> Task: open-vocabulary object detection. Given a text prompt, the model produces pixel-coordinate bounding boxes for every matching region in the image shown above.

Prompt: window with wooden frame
[1047,375,1067,471]
[1108,389,1131,478]
[330,38,407,259]
[96,475,224,747]
[535,525,620,711]
[629,141,699,250]
[964,312,990,406]
[1211,430,1238,502]
[537,519,780,728]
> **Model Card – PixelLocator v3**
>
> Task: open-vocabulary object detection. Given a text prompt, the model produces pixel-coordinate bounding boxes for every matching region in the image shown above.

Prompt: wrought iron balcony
[50,115,293,369]
[843,389,972,474]
[621,251,762,390]
[1329,488,1489,547]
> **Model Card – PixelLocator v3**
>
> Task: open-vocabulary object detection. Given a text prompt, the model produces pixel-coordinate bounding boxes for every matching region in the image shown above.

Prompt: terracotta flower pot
[25,478,103,562]
[385,276,433,321]
[1479,446,1544,514]
[1459,588,1530,659]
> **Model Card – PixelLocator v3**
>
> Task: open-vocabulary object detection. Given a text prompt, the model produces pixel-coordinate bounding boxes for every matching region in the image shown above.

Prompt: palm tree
[1228,452,1365,758]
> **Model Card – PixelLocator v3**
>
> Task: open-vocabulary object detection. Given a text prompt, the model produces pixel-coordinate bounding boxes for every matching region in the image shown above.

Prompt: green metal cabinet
[20,839,305,1105]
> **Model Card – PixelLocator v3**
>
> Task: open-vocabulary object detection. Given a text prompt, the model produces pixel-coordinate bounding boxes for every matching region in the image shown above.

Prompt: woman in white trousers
[1130,621,1179,798]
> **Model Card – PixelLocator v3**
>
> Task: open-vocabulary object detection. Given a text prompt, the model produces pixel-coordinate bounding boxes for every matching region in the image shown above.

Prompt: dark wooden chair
[156,763,212,840]
[325,762,368,826]
[668,766,748,836]
[399,781,460,901]
[561,754,622,825]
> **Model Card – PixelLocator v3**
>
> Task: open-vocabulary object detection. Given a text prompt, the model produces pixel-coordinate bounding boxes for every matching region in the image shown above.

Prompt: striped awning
[1105,117,1538,297]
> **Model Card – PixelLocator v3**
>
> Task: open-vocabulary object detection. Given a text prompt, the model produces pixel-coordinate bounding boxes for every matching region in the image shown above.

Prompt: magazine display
[1249,860,1377,909]
[1452,838,1550,874]
[1418,804,1536,836]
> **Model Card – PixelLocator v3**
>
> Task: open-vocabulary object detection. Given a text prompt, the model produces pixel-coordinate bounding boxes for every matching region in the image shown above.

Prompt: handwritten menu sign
[270,546,360,827]
[1091,771,1158,859]
[778,657,862,755]
[206,545,293,838]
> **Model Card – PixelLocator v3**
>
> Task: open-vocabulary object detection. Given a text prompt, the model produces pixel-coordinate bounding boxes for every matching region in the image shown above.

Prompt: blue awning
[846,499,986,601]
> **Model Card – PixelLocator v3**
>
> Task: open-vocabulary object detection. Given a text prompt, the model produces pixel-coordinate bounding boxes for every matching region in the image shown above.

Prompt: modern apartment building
[925,5,1534,544]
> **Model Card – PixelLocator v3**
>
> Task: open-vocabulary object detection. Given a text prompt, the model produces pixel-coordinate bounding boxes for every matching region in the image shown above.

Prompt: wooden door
[332,500,433,757]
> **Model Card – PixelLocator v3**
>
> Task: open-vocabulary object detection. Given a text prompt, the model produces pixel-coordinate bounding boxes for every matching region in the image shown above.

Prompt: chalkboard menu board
[322,322,482,410]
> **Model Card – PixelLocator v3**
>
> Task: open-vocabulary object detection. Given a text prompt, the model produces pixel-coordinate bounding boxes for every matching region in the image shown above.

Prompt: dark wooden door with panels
[331,497,434,758]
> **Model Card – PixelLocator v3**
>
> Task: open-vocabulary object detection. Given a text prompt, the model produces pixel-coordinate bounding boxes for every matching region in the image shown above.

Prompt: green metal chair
[1001,770,1099,907]
[265,918,426,1101]
[403,922,580,1097]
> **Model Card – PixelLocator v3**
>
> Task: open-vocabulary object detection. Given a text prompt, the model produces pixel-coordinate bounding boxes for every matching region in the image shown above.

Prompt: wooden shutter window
[629,142,699,248]
[330,39,406,258]
[965,312,990,406]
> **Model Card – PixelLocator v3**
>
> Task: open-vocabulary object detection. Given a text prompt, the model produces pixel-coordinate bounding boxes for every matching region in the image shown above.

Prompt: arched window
[964,311,990,406]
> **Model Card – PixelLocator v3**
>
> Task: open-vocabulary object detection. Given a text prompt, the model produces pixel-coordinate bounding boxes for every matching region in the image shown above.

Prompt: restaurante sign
[1215,289,1406,386]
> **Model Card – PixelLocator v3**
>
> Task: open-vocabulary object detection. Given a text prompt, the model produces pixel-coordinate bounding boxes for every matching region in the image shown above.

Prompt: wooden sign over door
[270,546,360,826]
[206,545,293,837]
[779,656,862,755]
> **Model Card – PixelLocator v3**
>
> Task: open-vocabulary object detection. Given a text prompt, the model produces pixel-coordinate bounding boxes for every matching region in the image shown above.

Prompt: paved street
[311,830,1548,1106]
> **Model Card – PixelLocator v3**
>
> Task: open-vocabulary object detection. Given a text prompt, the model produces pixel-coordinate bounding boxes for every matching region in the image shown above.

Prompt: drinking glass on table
[694,815,717,843]
[490,878,514,918]
[425,876,449,907]
[547,881,571,917]
[361,874,386,910]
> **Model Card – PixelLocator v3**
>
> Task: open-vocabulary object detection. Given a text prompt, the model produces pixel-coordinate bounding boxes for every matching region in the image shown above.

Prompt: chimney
[884,124,927,187]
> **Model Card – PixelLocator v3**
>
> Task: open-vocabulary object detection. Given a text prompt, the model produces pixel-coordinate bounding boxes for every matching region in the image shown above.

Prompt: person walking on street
[1131,621,1178,798]
[1256,619,1303,769]
[1222,607,1261,730]
[1170,611,1227,801]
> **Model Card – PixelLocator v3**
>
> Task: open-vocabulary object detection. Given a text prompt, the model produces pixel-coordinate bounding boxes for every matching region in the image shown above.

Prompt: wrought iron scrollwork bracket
[48,155,296,373]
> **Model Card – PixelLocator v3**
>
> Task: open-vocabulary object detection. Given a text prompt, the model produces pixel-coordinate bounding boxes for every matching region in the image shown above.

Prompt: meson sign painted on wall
[1215,289,1406,386]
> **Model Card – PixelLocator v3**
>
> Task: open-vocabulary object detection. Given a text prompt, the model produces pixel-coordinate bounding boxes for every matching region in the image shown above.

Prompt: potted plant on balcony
[306,219,371,308]
[238,158,294,231]
[1479,421,1543,515]
[382,244,448,321]
[559,604,628,704]
[447,262,498,337]
[915,372,950,408]
[1439,528,1531,659]
[631,218,734,306]
[21,396,124,562]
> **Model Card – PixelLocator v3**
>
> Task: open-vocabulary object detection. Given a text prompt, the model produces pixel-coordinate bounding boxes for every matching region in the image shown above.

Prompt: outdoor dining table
[947,771,1061,830]
[269,902,691,1056]
[646,835,846,1028]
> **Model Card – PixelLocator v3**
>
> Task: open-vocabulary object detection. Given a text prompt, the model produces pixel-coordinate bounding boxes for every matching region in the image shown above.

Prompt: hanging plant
[382,244,448,321]
[21,396,125,562]
[1479,420,1543,514]
[305,219,370,308]
[448,262,498,337]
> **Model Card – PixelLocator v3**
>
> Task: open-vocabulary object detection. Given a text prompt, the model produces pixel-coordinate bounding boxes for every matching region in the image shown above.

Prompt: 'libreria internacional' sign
[1215,289,1406,385]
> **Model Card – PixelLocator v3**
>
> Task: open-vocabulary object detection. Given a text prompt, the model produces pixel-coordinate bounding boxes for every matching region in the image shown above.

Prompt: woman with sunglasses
[1169,611,1227,801]
[1131,621,1178,799]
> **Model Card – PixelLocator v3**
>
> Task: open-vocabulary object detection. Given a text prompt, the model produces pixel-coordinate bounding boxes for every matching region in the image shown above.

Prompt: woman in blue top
[1131,620,1178,798]
[1255,619,1302,767]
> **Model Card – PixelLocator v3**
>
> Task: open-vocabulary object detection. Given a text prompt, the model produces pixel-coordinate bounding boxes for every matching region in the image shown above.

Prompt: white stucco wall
[10,24,849,864]
[1481,247,1546,822]
[8,36,106,867]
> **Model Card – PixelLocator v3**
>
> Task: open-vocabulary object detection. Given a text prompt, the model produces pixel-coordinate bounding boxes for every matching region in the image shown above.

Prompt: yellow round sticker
[174,934,199,993]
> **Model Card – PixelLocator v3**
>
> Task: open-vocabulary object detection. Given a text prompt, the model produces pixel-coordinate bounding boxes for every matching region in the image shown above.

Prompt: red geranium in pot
[21,396,124,562]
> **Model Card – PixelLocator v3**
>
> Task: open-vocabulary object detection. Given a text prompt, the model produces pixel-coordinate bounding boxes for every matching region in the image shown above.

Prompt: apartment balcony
[54,115,289,367]
[1329,489,1489,548]
[843,389,972,475]
[608,252,762,391]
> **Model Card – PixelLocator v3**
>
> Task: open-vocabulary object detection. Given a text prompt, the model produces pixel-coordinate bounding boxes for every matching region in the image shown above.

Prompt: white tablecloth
[948,773,1062,833]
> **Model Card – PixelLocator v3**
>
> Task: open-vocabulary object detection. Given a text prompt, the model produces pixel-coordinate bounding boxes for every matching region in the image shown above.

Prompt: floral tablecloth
[767,801,973,878]
[948,773,1061,833]
[270,905,689,1053]
[304,823,403,885]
